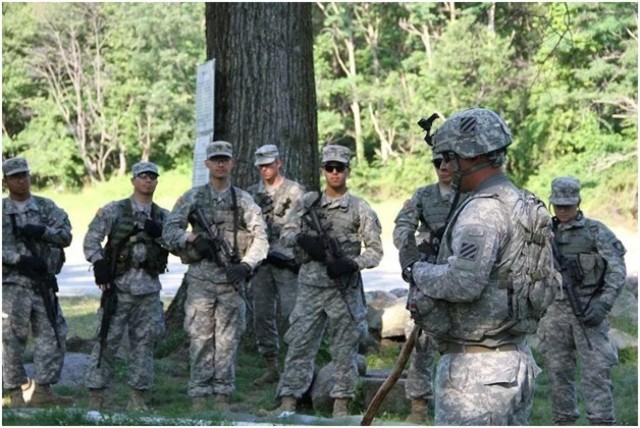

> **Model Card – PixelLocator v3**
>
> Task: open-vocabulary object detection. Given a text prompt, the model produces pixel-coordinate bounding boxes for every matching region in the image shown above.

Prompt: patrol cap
[206,140,233,158]
[2,157,30,177]
[132,161,159,178]
[322,145,351,165]
[550,177,581,205]
[254,144,280,166]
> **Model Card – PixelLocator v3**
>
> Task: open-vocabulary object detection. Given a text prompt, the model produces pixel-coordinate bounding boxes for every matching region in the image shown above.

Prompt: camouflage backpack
[488,189,559,335]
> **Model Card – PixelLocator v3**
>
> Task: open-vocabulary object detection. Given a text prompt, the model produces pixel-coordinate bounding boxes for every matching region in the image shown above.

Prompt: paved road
[57,228,639,299]
[57,239,405,298]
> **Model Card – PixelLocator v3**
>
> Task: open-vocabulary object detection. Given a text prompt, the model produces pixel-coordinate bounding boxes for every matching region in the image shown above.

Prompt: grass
[3,297,637,425]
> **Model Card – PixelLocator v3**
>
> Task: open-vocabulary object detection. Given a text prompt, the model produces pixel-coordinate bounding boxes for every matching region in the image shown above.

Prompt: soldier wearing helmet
[538,177,626,425]
[399,107,547,425]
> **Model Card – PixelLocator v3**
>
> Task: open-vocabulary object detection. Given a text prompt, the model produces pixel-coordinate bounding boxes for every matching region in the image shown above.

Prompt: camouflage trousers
[404,323,436,401]
[538,300,618,425]
[85,290,164,390]
[2,284,68,390]
[184,276,246,397]
[277,283,365,399]
[434,343,539,425]
[251,263,298,357]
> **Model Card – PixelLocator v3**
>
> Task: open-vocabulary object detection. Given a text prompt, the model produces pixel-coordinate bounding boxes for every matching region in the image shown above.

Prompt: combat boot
[332,397,349,418]
[126,388,149,411]
[213,394,230,412]
[192,396,208,411]
[253,355,279,386]
[406,398,428,424]
[6,388,25,408]
[88,388,105,411]
[276,395,297,414]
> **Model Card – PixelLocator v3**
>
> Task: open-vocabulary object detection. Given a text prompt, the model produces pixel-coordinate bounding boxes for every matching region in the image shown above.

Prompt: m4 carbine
[551,240,592,350]
[193,207,253,314]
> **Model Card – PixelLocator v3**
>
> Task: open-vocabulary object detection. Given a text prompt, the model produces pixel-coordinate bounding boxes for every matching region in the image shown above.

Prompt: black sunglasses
[323,163,347,173]
[137,172,158,180]
[432,159,443,169]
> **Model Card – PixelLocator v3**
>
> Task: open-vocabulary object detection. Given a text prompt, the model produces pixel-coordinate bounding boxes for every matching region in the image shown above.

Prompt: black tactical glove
[93,258,112,285]
[226,262,252,283]
[18,224,46,240]
[327,257,359,279]
[143,218,163,238]
[193,235,216,260]
[266,251,294,269]
[399,235,421,282]
[296,233,326,262]
[17,255,48,277]
[582,301,610,327]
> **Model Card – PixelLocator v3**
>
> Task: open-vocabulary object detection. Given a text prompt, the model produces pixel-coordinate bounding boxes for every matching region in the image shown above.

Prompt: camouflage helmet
[433,107,512,158]
[431,148,443,162]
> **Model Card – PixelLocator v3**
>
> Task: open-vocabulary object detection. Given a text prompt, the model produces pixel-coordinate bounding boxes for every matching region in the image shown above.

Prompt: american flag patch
[460,242,478,260]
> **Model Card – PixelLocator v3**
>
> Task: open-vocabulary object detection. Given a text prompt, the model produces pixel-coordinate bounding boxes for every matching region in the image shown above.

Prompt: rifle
[193,207,253,314]
[303,203,358,321]
[551,240,592,350]
[11,217,62,348]
[97,224,141,368]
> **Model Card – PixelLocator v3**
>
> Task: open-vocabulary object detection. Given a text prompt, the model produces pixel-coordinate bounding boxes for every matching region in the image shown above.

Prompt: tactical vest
[304,191,362,258]
[433,188,556,340]
[190,185,253,259]
[106,199,168,277]
[553,217,606,301]
[416,184,451,238]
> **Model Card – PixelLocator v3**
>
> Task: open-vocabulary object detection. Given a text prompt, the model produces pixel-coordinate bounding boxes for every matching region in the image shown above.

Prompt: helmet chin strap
[449,156,493,191]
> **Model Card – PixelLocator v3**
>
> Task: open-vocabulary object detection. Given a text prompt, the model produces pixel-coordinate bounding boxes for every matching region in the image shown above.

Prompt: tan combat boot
[88,388,105,411]
[253,355,280,387]
[126,388,149,411]
[332,397,349,418]
[406,398,429,424]
[192,396,208,411]
[28,383,73,406]
[213,394,230,412]
[6,388,25,408]
[276,395,297,413]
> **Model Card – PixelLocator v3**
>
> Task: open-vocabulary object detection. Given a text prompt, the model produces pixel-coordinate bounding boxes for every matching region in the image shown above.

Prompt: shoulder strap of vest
[231,185,239,256]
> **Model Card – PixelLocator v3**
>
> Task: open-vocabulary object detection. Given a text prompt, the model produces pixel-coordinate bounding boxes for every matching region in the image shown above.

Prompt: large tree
[162,3,319,348]
[206,2,319,190]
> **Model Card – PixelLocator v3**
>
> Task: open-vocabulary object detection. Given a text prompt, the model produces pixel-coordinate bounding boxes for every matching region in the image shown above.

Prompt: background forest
[2,2,638,225]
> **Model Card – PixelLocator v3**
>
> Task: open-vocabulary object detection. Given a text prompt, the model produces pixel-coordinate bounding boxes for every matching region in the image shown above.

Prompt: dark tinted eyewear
[137,172,158,180]
[323,163,347,173]
[432,159,443,168]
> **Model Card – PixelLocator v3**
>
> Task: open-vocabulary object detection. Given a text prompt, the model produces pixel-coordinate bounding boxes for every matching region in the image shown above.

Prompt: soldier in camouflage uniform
[393,149,467,423]
[274,145,383,418]
[401,108,547,425]
[538,177,626,425]
[2,157,73,407]
[162,140,268,412]
[84,161,169,411]
[246,145,305,387]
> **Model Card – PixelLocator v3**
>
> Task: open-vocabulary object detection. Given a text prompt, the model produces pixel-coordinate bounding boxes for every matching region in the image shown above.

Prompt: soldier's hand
[17,255,48,276]
[93,258,112,285]
[582,301,610,326]
[193,235,216,260]
[327,257,359,279]
[226,262,252,283]
[18,224,46,240]
[143,219,163,238]
[296,233,326,262]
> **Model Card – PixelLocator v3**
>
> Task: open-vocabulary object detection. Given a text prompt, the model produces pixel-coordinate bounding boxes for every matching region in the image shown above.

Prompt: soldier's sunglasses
[137,172,158,180]
[323,163,347,173]
[432,159,443,168]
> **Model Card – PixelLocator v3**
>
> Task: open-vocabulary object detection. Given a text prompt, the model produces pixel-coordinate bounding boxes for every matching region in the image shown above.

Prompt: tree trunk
[162,3,319,348]
[205,3,319,190]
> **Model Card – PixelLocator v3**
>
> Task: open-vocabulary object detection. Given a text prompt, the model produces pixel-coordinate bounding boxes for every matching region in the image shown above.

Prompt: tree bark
[205,3,319,190]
